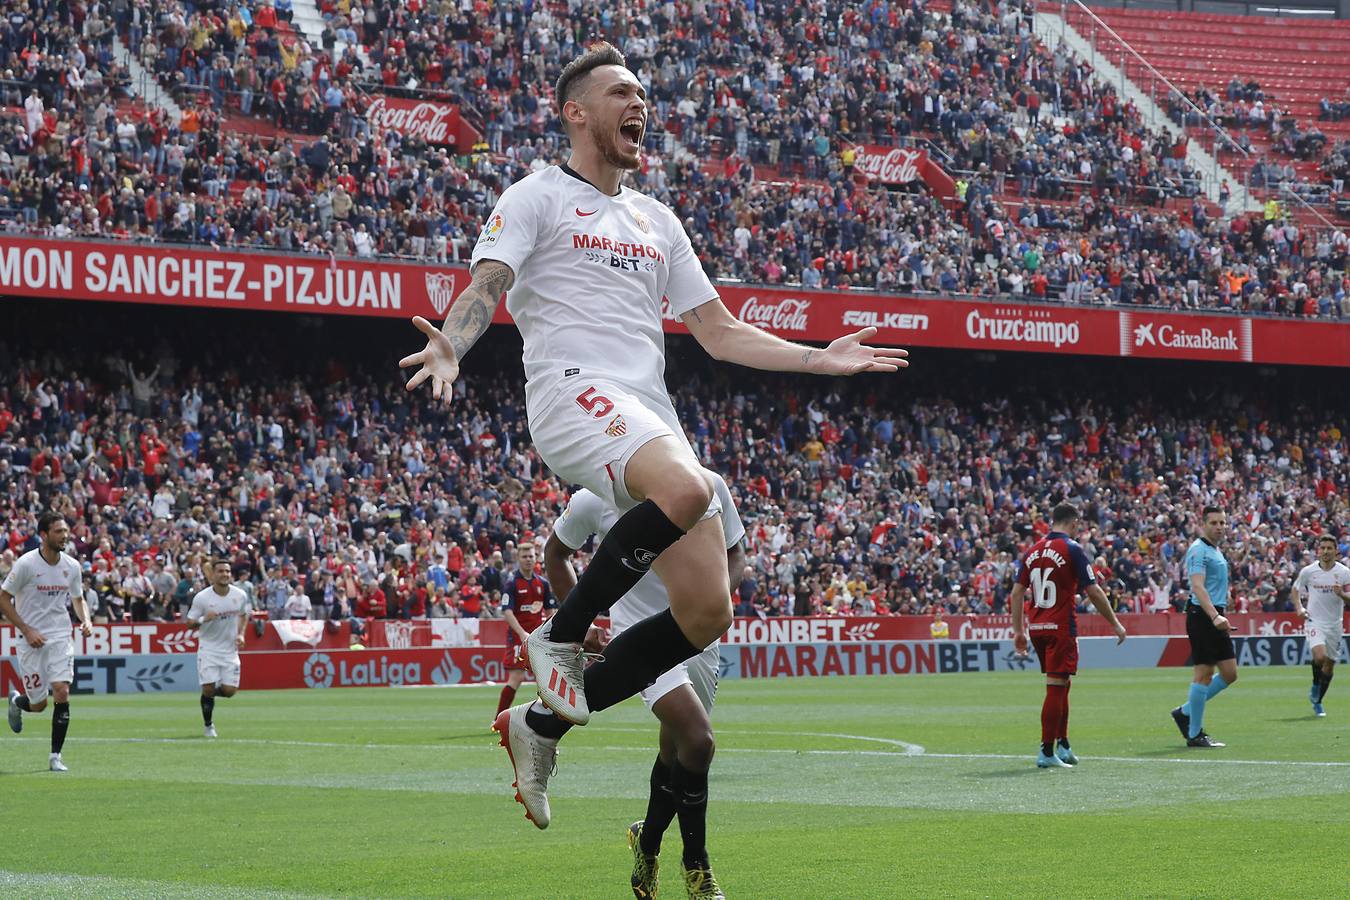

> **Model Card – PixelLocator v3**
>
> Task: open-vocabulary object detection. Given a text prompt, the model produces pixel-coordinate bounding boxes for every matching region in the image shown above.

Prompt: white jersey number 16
[1030,568,1058,609]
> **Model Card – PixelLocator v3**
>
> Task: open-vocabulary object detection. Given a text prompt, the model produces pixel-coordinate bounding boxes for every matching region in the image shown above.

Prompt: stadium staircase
[1035,6,1256,216]
[113,33,183,124]
[288,0,371,66]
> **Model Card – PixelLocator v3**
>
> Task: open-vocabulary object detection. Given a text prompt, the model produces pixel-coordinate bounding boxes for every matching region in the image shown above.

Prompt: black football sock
[1312,661,1323,690]
[523,611,701,739]
[547,500,686,642]
[672,761,710,870]
[524,701,571,740]
[201,694,215,726]
[16,695,31,712]
[51,702,70,754]
[1319,668,1334,702]
[1041,741,1055,757]
[1057,737,1072,750]
[640,756,677,856]
[582,610,702,714]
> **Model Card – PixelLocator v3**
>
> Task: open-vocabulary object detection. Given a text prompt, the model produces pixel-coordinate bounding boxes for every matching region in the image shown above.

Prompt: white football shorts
[1307,620,1344,659]
[198,653,242,688]
[639,642,721,715]
[528,378,720,519]
[16,636,74,703]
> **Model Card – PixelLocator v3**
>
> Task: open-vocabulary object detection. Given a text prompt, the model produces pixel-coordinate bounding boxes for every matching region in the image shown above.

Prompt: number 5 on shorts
[575,387,615,419]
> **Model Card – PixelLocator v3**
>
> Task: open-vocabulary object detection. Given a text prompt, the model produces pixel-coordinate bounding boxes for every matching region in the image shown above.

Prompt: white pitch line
[585,726,926,755]
[0,869,319,899]
[9,734,1347,767]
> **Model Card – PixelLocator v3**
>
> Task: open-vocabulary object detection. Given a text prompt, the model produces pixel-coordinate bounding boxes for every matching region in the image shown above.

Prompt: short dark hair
[208,557,232,570]
[1051,503,1078,525]
[1317,534,1338,548]
[37,511,65,535]
[1202,505,1224,519]
[555,42,627,117]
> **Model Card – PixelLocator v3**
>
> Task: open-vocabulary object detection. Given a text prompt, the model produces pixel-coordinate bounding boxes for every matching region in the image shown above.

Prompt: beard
[585,118,641,171]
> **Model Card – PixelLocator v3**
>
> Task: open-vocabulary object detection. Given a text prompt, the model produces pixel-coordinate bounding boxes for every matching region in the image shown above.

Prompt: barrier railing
[1059,0,1337,228]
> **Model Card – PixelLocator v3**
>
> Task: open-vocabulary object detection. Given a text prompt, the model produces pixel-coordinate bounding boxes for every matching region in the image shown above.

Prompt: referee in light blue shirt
[1170,507,1237,748]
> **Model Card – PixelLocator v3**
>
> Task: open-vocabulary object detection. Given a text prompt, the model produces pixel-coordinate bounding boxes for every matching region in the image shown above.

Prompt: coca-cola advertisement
[851,145,958,203]
[363,96,461,145]
[852,145,927,184]
[737,295,811,332]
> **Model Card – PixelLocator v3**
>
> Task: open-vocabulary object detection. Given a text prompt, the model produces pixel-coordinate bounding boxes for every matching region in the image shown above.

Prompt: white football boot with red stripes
[526,618,591,725]
[492,703,557,829]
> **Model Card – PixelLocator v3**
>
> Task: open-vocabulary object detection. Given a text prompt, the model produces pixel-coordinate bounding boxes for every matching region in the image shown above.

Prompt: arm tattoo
[688,308,704,323]
[442,263,513,359]
[801,349,814,369]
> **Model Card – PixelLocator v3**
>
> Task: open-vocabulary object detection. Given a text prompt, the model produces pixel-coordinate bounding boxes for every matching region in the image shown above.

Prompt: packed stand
[1,309,1344,630]
[2,0,1349,315]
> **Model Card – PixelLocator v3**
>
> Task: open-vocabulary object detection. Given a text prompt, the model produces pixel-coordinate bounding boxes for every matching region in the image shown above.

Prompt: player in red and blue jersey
[1010,503,1127,768]
[496,543,556,717]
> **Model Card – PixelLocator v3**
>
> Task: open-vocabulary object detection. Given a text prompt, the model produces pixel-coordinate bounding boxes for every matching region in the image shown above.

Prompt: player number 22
[575,387,615,419]
[1029,568,1057,609]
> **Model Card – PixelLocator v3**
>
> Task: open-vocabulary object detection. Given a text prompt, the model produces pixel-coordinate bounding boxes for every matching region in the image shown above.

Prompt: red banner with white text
[3,614,1327,660]
[3,236,1348,366]
[718,613,1324,644]
[851,145,958,203]
[361,96,460,145]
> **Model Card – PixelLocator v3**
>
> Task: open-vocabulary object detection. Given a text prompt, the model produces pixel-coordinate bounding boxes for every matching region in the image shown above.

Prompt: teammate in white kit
[399,41,908,832]
[187,559,250,737]
[1292,534,1350,717]
[1,512,94,772]
[545,474,744,899]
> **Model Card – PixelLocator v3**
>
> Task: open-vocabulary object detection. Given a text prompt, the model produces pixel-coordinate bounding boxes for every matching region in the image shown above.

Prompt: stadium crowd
[0,309,1343,630]
[1,0,1349,316]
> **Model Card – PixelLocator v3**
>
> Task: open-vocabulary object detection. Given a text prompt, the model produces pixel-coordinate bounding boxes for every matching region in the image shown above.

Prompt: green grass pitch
[2,668,1345,899]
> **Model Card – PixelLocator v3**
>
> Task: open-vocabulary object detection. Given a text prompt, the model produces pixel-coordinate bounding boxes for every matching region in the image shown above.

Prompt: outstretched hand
[399,316,461,403]
[815,327,910,375]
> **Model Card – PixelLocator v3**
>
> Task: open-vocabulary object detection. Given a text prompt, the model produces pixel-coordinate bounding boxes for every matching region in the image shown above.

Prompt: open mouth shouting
[619,114,645,152]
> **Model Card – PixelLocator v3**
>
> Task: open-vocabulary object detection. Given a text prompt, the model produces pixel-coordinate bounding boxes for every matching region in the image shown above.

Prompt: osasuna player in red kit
[400,41,908,830]
[496,543,556,717]
[1011,503,1126,768]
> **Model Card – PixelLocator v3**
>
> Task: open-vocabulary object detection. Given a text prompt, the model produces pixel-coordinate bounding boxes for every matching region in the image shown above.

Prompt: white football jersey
[1294,561,1350,625]
[188,585,251,658]
[1,549,80,639]
[470,165,718,412]
[553,473,745,633]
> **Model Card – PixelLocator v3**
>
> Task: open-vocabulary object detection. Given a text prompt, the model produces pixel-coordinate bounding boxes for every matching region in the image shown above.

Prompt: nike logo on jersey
[576,208,598,217]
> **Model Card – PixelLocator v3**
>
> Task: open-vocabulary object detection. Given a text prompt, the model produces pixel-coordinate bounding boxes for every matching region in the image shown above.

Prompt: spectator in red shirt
[459,574,484,618]
[255,2,278,29]
[355,580,387,618]
[446,542,464,579]
[405,580,428,618]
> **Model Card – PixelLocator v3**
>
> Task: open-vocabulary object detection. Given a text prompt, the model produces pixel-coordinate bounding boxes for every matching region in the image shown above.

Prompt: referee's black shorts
[1186,605,1236,665]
